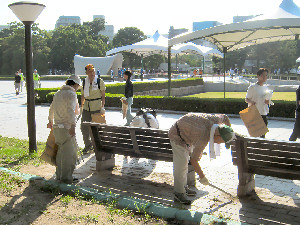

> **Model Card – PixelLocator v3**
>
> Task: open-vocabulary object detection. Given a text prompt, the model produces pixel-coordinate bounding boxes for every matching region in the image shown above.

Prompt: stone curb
[0,167,246,225]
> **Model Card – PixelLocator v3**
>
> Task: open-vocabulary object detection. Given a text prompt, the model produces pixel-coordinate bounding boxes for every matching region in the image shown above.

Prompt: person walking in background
[47,75,81,184]
[245,68,272,138]
[168,113,234,204]
[122,70,134,126]
[14,71,21,95]
[289,85,300,141]
[97,68,101,79]
[18,69,24,92]
[81,64,106,153]
[33,69,40,89]
[111,69,114,82]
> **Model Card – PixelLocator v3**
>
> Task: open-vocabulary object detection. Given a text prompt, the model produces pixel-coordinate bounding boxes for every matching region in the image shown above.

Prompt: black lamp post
[9,1,45,153]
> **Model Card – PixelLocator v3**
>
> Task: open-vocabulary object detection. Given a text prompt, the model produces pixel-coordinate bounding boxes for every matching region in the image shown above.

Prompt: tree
[0,22,50,75]
[49,24,108,73]
[111,27,147,69]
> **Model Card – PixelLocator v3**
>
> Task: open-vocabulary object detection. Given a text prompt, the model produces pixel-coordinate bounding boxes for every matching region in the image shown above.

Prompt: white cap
[66,75,81,85]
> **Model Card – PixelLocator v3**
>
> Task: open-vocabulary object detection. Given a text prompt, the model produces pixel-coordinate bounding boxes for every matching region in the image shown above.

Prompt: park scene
[0,0,300,224]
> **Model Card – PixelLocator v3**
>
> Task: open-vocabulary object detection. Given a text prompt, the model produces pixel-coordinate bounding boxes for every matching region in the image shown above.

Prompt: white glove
[199,176,210,185]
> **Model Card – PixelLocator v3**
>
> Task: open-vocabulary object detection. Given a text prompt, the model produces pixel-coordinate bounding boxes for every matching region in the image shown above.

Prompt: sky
[1,0,299,36]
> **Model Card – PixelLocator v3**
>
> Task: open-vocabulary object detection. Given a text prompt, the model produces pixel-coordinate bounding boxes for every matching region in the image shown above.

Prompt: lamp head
[9,1,45,24]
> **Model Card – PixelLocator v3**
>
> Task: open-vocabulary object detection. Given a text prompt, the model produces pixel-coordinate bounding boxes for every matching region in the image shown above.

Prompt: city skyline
[0,0,294,36]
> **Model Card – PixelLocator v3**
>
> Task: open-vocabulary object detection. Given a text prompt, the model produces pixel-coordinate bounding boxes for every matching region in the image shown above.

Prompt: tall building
[93,15,115,41]
[169,26,188,39]
[55,16,81,28]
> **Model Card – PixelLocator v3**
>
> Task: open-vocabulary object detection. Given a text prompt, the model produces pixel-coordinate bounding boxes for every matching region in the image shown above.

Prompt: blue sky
[0,0,295,35]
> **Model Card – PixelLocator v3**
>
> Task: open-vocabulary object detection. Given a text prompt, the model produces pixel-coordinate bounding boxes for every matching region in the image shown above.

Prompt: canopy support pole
[223,47,227,99]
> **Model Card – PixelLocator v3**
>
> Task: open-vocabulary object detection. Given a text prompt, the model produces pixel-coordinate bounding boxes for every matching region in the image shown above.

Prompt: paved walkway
[0,81,299,224]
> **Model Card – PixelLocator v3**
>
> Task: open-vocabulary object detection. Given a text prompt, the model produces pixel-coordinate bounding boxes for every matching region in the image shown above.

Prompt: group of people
[46,65,299,205]
[14,69,40,95]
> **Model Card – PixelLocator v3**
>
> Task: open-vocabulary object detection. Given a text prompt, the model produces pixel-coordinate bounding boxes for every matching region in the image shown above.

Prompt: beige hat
[66,75,81,85]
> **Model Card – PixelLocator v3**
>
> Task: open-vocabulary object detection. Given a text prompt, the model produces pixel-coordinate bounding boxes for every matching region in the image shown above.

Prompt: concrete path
[0,80,299,224]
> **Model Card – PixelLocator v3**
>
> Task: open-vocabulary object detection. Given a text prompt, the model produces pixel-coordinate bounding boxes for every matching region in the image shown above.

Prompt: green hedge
[105,78,204,94]
[44,91,296,118]
[35,78,204,103]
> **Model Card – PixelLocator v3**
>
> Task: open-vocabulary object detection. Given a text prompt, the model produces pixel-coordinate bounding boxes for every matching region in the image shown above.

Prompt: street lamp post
[9,1,45,153]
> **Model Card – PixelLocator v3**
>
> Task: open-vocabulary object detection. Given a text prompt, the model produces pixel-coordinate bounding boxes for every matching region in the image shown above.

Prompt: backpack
[82,77,101,90]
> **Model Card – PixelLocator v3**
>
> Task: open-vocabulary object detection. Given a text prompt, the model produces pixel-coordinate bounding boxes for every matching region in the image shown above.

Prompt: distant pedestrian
[110,69,114,81]
[245,68,272,138]
[33,69,40,89]
[289,85,300,141]
[14,71,21,95]
[97,68,100,79]
[18,69,24,92]
[122,71,134,126]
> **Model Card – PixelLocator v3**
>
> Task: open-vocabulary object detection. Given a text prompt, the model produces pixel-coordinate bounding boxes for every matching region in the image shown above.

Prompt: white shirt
[246,83,270,115]
[48,85,78,129]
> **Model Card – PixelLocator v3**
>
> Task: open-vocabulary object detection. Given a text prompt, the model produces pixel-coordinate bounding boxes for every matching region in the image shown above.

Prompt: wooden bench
[85,122,196,186]
[231,135,300,196]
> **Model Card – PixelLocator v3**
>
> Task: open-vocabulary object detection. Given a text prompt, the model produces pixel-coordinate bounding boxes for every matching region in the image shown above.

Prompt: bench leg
[237,172,255,197]
[187,164,196,187]
[95,152,115,171]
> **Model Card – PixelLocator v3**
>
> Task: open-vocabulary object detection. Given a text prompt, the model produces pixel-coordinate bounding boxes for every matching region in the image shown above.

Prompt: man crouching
[168,113,234,204]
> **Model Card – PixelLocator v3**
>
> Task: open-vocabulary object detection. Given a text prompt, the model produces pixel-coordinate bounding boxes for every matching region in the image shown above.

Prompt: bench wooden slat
[99,134,172,148]
[99,131,171,145]
[248,158,300,171]
[247,142,300,154]
[95,124,169,136]
[99,139,172,155]
[247,148,300,159]
[247,151,300,166]
[100,145,173,162]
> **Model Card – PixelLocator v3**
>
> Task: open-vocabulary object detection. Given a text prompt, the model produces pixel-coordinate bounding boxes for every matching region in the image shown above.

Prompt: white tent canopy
[106,31,172,57]
[173,42,223,57]
[169,0,300,52]
[106,31,223,57]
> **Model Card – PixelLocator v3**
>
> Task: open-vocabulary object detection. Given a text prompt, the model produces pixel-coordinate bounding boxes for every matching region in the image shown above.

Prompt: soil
[0,156,178,225]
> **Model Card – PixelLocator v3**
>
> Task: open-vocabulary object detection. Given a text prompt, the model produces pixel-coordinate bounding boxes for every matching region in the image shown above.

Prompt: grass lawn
[186,92,296,102]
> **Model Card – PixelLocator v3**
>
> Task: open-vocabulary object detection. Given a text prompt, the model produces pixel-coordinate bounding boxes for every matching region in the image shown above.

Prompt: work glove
[199,176,210,185]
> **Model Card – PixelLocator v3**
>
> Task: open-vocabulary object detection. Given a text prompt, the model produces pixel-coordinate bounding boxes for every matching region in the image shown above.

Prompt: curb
[0,167,246,225]
[106,107,295,122]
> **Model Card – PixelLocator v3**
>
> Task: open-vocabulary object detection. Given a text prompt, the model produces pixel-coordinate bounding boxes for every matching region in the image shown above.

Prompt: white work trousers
[171,141,191,194]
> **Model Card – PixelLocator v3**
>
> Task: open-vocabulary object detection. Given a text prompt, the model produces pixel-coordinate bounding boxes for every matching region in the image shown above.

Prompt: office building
[93,15,115,41]
[55,16,81,28]
[169,26,188,39]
